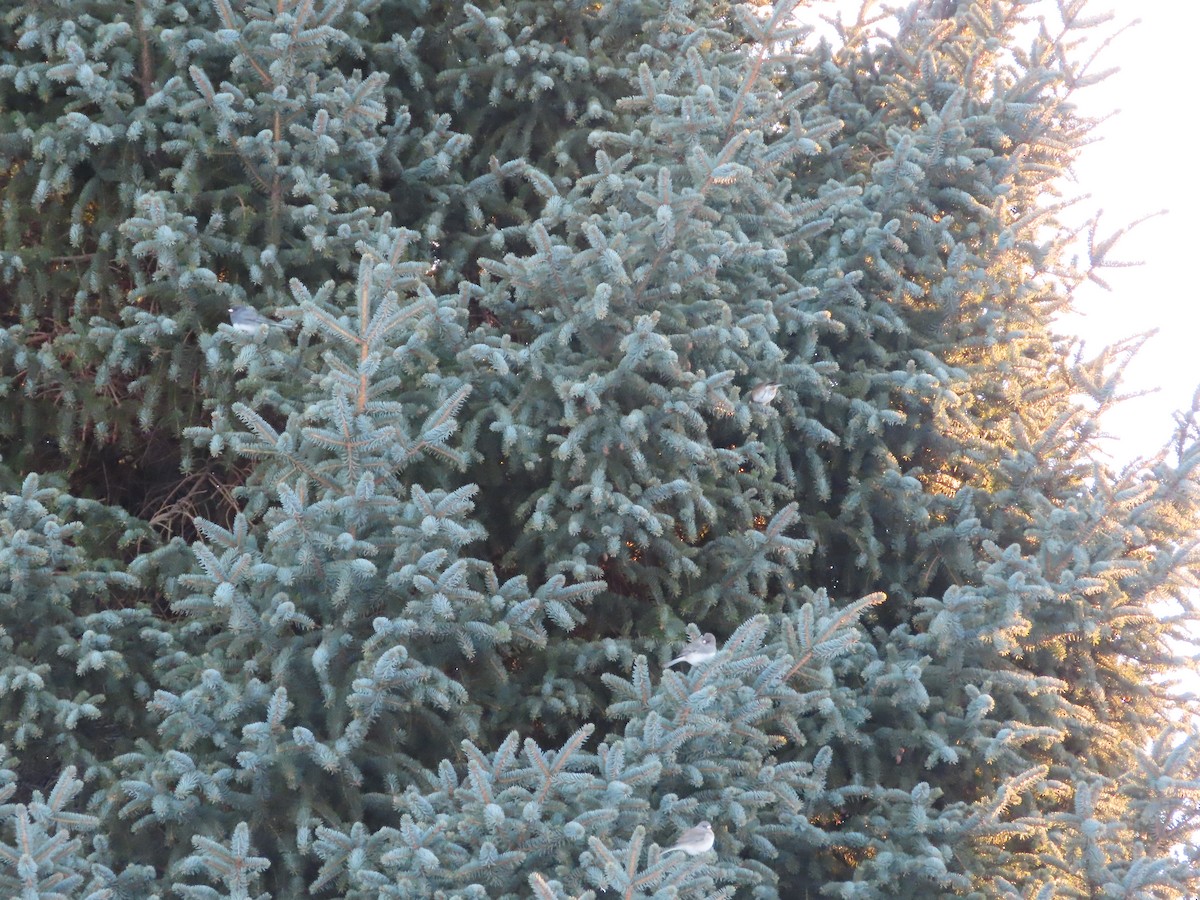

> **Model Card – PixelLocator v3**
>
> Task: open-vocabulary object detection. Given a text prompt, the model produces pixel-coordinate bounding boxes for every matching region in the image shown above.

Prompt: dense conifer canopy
[1,0,1198,896]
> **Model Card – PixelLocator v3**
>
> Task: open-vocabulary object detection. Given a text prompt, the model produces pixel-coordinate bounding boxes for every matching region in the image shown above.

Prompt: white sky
[1067,0,1200,747]
[1055,0,1200,465]
[1063,0,1200,838]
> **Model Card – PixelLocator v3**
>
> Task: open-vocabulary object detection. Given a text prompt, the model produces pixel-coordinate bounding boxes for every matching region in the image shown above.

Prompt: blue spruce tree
[1,0,1197,896]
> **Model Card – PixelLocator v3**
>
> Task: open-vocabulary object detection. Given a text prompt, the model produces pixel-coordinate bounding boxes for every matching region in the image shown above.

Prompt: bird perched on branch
[665,632,718,668]
[229,305,290,333]
[748,381,781,404]
[661,821,715,857]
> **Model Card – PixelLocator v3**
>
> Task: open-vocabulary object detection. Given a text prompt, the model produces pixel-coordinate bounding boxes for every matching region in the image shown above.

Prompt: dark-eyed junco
[229,305,287,333]
[665,633,718,668]
[661,821,715,856]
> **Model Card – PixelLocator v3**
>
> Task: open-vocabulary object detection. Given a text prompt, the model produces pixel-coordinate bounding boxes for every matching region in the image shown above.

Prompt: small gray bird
[665,632,717,668]
[229,305,287,333]
[661,821,715,857]
[748,381,781,404]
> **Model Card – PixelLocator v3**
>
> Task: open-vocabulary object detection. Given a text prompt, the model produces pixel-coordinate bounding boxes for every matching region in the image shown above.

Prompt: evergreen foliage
[1,0,1198,896]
